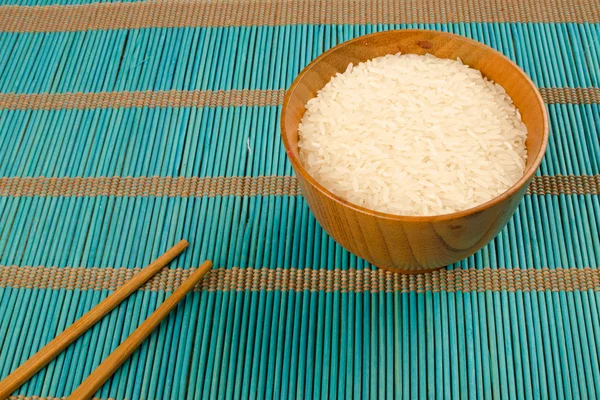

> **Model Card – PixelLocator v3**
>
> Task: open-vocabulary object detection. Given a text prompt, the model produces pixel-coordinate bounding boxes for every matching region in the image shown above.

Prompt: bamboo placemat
[0,0,599,398]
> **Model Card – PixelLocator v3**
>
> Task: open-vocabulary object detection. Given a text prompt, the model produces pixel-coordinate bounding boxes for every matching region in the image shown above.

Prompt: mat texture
[0,0,599,399]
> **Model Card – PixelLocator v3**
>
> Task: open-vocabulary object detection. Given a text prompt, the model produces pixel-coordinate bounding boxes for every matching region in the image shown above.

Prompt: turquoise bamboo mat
[0,0,599,399]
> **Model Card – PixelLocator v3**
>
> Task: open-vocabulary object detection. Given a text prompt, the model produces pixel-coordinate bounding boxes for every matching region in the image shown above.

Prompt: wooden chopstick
[0,240,189,400]
[67,259,213,400]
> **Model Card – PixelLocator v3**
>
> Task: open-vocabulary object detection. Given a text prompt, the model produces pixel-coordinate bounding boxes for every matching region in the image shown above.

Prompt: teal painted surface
[0,24,599,94]
[0,16,599,400]
[0,104,598,177]
[0,287,599,398]
[0,195,598,270]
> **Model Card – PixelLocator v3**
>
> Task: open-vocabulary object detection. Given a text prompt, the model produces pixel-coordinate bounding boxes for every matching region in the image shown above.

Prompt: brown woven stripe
[0,89,286,110]
[0,0,598,33]
[539,88,600,104]
[0,175,598,198]
[8,397,106,400]
[527,175,600,195]
[8,398,105,400]
[0,176,300,197]
[1,265,598,293]
[0,88,596,111]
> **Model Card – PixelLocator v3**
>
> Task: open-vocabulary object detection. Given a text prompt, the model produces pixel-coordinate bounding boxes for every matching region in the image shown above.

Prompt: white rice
[298,53,528,216]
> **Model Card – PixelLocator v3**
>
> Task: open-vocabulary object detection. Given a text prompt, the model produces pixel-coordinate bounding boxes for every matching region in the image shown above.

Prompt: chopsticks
[0,240,205,399]
[67,259,213,399]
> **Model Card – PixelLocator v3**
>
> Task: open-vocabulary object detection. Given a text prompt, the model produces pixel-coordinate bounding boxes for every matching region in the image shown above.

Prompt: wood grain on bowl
[281,30,548,274]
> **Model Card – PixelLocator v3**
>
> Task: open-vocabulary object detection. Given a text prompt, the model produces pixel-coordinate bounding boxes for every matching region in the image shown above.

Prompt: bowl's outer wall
[296,173,531,272]
[282,30,548,273]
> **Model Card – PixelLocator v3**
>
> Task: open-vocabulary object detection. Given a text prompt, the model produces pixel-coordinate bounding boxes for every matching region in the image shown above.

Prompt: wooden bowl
[281,30,548,274]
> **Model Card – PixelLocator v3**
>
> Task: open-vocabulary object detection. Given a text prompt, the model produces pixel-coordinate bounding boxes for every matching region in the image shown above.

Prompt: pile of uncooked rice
[298,53,528,216]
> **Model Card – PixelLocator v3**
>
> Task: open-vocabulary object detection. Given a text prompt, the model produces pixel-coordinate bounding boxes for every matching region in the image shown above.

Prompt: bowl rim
[281,29,549,222]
